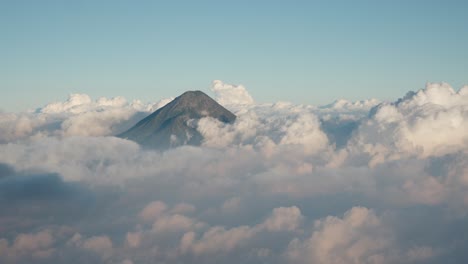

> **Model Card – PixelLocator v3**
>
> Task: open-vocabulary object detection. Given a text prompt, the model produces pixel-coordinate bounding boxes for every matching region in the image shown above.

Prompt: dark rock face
[118,90,236,149]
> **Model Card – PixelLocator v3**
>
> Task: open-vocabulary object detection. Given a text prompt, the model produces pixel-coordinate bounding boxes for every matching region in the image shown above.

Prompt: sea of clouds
[0,81,467,264]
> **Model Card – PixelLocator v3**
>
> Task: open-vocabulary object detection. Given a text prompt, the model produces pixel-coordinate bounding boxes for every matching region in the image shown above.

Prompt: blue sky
[1,0,467,111]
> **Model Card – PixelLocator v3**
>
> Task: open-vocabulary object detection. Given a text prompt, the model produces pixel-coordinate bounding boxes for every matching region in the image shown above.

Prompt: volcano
[118,90,236,149]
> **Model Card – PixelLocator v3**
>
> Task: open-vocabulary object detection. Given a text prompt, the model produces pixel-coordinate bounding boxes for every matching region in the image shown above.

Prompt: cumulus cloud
[139,201,168,223]
[178,206,304,257]
[320,98,381,112]
[183,225,255,256]
[287,207,393,264]
[197,104,329,155]
[0,93,171,142]
[81,235,113,256]
[210,80,254,106]
[261,206,303,232]
[12,230,54,253]
[349,83,468,163]
[287,207,446,264]
[0,229,58,262]
[0,81,467,263]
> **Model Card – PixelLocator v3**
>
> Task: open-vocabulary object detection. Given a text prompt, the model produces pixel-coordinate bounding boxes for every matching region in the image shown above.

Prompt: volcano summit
[118,91,236,149]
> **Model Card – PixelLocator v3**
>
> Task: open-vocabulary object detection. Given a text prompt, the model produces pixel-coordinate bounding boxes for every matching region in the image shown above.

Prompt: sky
[1,0,468,111]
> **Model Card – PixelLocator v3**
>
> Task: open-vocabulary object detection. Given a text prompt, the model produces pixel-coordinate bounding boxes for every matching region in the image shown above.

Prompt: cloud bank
[0,81,467,263]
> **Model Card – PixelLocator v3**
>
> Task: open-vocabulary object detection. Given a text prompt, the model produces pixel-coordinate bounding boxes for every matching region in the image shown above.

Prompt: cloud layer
[0,81,467,263]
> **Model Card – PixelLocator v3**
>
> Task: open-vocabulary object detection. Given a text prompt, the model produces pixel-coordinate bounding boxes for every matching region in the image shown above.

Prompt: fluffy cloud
[211,80,254,106]
[139,201,168,223]
[0,230,56,262]
[349,83,468,163]
[178,205,304,257]
[260,206,303,232]
[0,93,170,142]
[287,207,393,264]
[182,226,255,256]
[0,81,467,263]
[81,236,113,256]
[287,207,445,264]
[320,98,381,112]
[12,230,54,252]
[197,104,329,155]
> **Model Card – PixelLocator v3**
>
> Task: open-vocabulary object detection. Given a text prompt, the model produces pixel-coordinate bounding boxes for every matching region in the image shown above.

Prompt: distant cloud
[320,98,380,112]
[349,82,468,165]
[0,93,171,142]
[0,81,467,263]
[211,80,254,106]
[287,207,393,264]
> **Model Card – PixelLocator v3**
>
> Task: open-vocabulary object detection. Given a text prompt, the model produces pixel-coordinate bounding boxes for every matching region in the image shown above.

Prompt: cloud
[152,214,201,234]
[0,229,55,261]
[348,83,468,163]
[13,230,54,252]
[82,235,113,255]
[0,112,48,143]
[210,80,254,106]
[261,206,303,232]
[183,225,255,256]
[287,207,393,264]
[0,81,467,263]
[197,104,329,155]
[320,98,380,112]
[0,93,171,142]
[179,206,304,257]
[139,201,168,223]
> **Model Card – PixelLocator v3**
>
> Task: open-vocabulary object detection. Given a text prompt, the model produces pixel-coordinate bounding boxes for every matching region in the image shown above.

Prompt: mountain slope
[118,90,236,149]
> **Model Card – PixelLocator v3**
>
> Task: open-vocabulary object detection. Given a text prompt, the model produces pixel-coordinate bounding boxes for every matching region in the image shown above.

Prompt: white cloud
[82,235,113,253]
[210,80,254,106]
[0,230,56,261]
[261,206,303,232]
[67,233,114,259]
[152,214,201,233]
[0,93,171,142]
[41,94,94,114]
[178,206,303,257]
[349,83,468,163]
[12,230,54,252]
[320,98,381,112]
[139,201,168,223]
[0,112,48,142]
[287,207,393,264]
[197,104,330,155]
[0,81,467,263]
[125,232,142,248]
[182,225,255,256]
